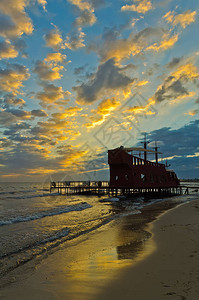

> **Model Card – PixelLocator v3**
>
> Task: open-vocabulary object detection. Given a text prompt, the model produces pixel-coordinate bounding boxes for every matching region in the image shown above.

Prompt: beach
[1,188,199,299]
[96,199,199,300]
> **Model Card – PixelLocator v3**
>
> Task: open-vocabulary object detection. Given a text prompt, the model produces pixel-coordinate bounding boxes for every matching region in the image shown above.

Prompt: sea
[0,181,199,289]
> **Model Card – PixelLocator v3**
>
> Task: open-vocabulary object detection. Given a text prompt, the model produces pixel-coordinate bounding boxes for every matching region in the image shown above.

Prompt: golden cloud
[172,63,199,81]
[34,60,63,81]
[68,0,96,27]
[136,80,149,87]
[44,52,67,63]
[64,106,83,116]
[121,0,152,14]
[0,0,33,39]
[44,27,63,50]
[37,0,47,11]
[37,83,70,103]
[146,33,178,52]
[0,64,29,95]
[152,63,199,103]
[68,0,93,12]
[91,27,163,63]
[59,149,88,168]
[85,97,120,128]
[163,10,197,28]
[0,40,18,59]
[186,110,199,116]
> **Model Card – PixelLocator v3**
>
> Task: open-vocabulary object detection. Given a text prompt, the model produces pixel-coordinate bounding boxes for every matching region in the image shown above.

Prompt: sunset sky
[0,0,199,181]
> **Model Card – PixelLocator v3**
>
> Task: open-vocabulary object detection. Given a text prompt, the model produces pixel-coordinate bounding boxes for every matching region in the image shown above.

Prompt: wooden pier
[49,181,197,197]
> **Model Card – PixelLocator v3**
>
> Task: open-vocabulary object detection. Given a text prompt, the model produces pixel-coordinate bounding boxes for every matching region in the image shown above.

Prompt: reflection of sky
[0,0,199,181]
[29,216,155,300]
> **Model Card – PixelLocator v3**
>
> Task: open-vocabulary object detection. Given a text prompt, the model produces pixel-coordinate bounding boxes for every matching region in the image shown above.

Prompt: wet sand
[1,199,199,299]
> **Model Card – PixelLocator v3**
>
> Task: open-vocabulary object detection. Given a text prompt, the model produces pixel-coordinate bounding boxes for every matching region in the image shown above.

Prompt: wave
[0,189,37,195]
[0,202,92,226]
[0,227,70,259]
[6,192,60,200]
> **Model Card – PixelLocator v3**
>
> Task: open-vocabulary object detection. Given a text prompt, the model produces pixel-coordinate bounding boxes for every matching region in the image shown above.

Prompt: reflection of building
[117,239,145,261]
[108,144,179,189]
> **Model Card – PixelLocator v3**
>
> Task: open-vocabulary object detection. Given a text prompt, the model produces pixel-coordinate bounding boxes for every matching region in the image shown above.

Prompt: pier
[49,181,197,197]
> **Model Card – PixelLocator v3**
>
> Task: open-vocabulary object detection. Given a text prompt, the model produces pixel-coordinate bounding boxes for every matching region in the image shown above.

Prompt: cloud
[33,60,63,81]
[44,52,67,63]
[0,137,14,149]
[0,40,18,59]
[37,83,70,103]
[121,0,152,14]
[153,63,199,103]
[37,0,47,11]
[89,27,164,62]
[44,27,63,50]
[67,0,96,27]
[146,33,178,52]
[74,9,96,27]
[0,63,30,95]
[66,0,97,50]
[2,94,26,108]
[5,108,32,119]
[85,97,120,128]
[0,0,33,39]
[153,79,189,102]
[163,10,197,29]
[65,29,86,50]
[0,111,17,126]
[166,57,183,69]
[3,122,30,137]
[186,109,199,116]
[63,106,83,116]
[147,120,199,178]
[31,109,48,117]
[73,59,134,103]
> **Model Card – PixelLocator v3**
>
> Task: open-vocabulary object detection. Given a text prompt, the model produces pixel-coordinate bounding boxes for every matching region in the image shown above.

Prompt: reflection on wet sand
[0,200,178,300]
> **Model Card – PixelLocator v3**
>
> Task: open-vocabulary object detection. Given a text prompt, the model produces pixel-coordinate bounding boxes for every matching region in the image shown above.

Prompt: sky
[0,0,199,182]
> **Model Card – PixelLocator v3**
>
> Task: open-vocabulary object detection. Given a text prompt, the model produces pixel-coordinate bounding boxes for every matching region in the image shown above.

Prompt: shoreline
[1,197,199,299]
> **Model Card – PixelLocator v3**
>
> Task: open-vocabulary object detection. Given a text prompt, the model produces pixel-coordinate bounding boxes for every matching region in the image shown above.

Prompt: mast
[141,133,149,164]
[153,141,159,164]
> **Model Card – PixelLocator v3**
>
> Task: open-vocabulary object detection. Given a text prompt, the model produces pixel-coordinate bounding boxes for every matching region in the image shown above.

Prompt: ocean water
[0,181,198,288]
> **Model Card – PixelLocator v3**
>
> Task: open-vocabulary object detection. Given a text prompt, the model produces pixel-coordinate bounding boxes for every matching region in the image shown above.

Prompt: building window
[125,174,128,180]
[141,173,146,182]
[115,176,118,180]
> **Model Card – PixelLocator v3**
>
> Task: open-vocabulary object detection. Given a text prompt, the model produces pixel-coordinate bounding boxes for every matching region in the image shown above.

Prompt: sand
[96,199,199,300]
[1,198,199,300]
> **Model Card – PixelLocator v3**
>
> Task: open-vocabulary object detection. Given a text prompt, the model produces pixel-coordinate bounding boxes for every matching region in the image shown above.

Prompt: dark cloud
[166,57,183,69]
[147,120,199,178]
[0,111,17,126]
[91,0,106,8]
[0,13,15,38]
[195,97,199,104]
[154,77,189,102]
[74,64,88,75]
[3,122,30,136]
[2,94,25,108]
[31,109,48,117]
[88,26,164,62]
[13,38,27,51]
[73,59,134,103]
[6,108,31,119]
[33,60,61,81]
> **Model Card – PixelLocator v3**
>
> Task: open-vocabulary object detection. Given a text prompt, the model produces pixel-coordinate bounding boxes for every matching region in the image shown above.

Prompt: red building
[108,146,179,189]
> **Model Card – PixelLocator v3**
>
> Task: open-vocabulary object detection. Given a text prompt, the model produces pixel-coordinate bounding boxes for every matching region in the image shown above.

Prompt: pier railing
[48,180,199,197]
